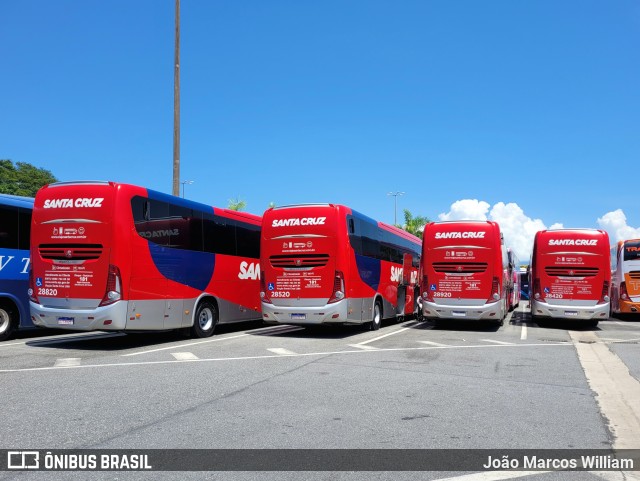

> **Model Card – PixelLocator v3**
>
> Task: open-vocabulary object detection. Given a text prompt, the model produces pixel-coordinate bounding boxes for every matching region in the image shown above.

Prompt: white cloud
[597,209,640,242]
[489,202,546,262]
[437,199,490,221]
[438,200,550,262]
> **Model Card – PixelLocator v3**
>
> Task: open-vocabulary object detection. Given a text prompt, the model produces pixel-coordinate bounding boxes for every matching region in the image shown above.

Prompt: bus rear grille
[432,262,488,273]
[39,244,103,261]
[545,266,598,277]
[629,271,640,279]
[270,254,329,269]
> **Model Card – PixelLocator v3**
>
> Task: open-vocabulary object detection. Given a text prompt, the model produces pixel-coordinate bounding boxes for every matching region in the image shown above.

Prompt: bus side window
[0,205,19,249]
[347,216,362,255]
[18,207,30,250]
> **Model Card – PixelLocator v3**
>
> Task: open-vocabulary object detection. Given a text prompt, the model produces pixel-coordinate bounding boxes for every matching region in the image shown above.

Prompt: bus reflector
[104,320,112,325]
[99,265,122,307]
[328,271,345,304]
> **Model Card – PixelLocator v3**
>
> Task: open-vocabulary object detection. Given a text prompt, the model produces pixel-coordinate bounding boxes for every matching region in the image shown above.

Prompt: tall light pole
[172,0,181,196]
[181,180,193,198]
[387,191,405,225]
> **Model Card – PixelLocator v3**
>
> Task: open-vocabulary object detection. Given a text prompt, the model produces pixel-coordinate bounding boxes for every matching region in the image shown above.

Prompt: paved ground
[1,305,639,481]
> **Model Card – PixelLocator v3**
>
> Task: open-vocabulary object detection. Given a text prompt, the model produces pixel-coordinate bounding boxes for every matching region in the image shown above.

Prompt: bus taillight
[28,268,39,303]
[422,274,433,302]
[99,265,122,306]
[487,277,500,303]
[533,278,541,300]
[599,280,610,304]
[260,275,272,304]
[620,281,629,301]
[328,270,345,304]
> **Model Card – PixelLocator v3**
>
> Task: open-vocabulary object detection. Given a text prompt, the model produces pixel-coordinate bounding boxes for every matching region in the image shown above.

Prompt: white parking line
[171,352,199,361]
[614,321,640,328]
[480,339,515,345]
[520,323,527,340]
[122,325,300,358]
[417,340,449,347]
[54,358,81,367]
[0,342,572,374]
[357,321,420,346]
[267,348,297,356]
[432,471,547,481]
[121,333,250,357]
[347,344,379,350]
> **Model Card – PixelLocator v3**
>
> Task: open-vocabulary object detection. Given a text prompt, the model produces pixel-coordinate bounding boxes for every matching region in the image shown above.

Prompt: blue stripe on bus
[148,243,215,291]
[355,253,381,292]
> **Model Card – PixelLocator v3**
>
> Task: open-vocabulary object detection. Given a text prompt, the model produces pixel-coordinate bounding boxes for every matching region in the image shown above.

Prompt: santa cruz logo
[271,217,326,227]
[43,198,104,208]
[548,239,598,246]
[434,232,486,239]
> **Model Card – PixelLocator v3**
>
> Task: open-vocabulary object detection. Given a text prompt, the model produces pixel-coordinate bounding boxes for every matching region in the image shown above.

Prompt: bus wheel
[369,300,382,331]
[191,300,218,338]
[0,302,17,342]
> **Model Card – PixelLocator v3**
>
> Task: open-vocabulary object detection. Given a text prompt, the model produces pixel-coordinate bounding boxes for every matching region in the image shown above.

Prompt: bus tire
[191,300,218,338]
[0,301,17,342]
[369,300,382,331]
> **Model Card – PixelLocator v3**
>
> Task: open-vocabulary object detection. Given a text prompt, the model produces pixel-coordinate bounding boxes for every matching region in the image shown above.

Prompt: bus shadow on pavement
[251,323,373,340]
[23,320,268,351]
[413,319,502,332]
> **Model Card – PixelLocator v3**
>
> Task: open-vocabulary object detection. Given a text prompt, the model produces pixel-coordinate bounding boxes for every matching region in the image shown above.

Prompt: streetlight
[387,191,405,225]
[181,180,193,198]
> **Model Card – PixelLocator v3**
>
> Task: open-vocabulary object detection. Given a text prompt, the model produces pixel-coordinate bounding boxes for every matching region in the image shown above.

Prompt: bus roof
[0,193,34,209]
[38,181,262,225]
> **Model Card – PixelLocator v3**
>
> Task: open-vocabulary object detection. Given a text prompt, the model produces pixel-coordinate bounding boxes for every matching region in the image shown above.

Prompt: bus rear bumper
[531,300,609,320]
[29,301,129,331]
[617,299,640,314]
[422,300,503,321]
[261,300,350,325]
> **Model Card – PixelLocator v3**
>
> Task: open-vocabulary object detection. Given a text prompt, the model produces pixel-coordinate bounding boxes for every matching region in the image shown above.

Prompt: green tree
[0,160,57,197]
[227,197,247,211]
[402,208,430,239]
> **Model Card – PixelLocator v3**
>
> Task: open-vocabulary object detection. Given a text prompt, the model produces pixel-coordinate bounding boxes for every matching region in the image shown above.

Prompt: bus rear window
[624,241,640,261]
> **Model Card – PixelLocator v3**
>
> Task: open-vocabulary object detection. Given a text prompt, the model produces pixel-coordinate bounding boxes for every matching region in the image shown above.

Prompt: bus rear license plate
[57,317,75,325]
[564,311,578,316]
[291,313,306,320]
[452,311,466,317]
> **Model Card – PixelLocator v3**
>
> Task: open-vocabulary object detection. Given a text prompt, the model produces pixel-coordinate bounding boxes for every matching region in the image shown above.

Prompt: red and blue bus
[610,239,640,316]
[507,248,520,311]
[260,204,422,330]
[0,194,34,341]
[421,221,508,325]
[29,181,262,337]
[530,228,610,326]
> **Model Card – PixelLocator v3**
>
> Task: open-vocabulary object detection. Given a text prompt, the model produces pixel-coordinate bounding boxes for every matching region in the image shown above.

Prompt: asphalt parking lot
[1,305,639,481]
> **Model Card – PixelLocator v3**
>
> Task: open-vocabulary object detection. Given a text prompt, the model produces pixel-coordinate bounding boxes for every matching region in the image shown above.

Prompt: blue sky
[2,1,639,258]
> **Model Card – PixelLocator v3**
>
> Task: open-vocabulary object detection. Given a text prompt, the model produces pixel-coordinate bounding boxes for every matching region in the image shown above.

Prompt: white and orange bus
[610,239,640,316]
[420,221,508,325]
[29,181,262,337]
[260,204,422,330]
[530,228,610,326]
